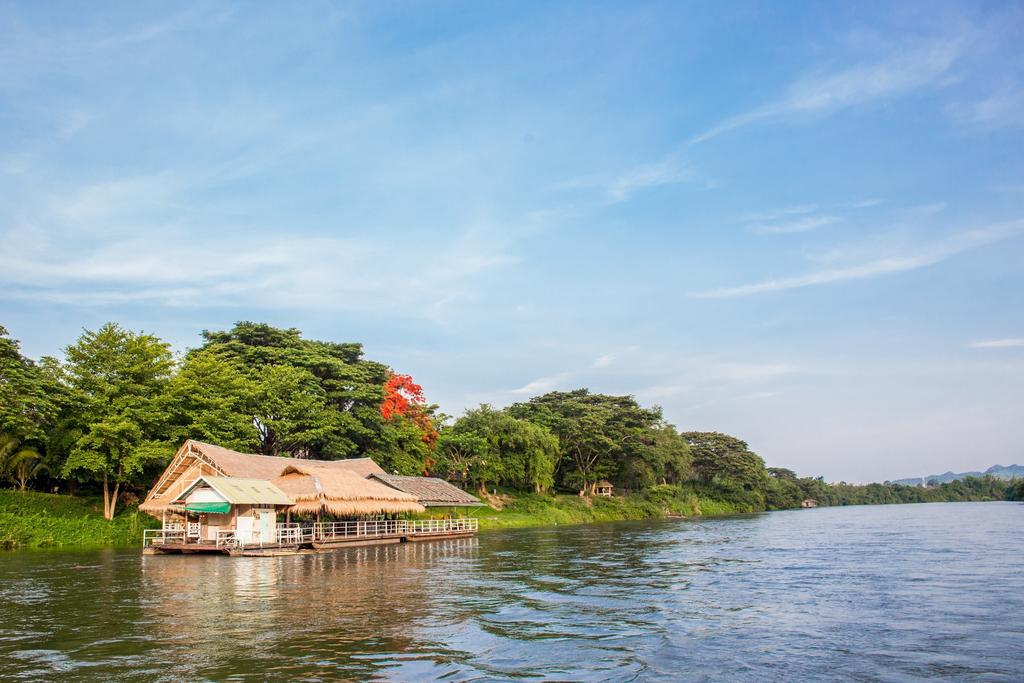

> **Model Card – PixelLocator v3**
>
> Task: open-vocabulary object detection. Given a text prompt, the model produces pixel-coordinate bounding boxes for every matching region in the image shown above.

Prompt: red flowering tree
[380,373,439,465]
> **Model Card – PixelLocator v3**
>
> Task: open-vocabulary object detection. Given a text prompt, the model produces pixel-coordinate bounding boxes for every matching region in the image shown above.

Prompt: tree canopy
[2,321,1019,518]
[57,324,175,519]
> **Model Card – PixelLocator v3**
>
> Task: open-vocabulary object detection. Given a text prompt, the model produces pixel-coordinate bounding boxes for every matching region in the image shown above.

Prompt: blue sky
[1,1,1022,482]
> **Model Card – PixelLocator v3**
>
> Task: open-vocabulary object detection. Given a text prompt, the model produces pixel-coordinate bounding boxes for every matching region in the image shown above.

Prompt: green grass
[0,489,159,550]
[475,487,751,531]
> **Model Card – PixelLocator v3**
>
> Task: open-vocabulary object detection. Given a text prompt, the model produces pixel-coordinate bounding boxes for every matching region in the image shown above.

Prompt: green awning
[184,502,231,514]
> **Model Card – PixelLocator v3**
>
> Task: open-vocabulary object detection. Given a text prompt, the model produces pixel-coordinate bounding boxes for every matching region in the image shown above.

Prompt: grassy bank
[475,486,756,531]
[0,486,753,551]
[0,489,159,550]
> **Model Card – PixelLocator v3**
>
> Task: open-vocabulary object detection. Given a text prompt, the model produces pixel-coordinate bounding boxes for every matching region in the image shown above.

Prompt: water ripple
[1,503,1022,681]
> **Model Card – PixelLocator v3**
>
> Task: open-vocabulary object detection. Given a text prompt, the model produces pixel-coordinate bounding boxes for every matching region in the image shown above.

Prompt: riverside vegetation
[1,322,1021,550]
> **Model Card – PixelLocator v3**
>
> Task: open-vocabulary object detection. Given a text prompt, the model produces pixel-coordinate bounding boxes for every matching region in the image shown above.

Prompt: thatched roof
[276,464,424,516]
[183,440,387,479]
[372,474,483,507]
[140,440,416,516]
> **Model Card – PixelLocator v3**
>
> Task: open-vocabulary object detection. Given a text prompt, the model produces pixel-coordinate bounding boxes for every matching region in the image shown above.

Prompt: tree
[683,432,768,490]
[59,324,175,519]
[768,467,798,481]
[380,373,439,446]
[253,364,336,457]
[166,350,260,452]
[435,431,490,486]
[0,325,58,443]
[440,405,559,493]
[195,322,395,458]
[0,434,46,491]
[509,389,664,495]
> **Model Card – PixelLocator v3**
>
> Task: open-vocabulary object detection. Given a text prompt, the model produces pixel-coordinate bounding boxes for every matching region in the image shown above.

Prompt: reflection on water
[2,503,1023,681]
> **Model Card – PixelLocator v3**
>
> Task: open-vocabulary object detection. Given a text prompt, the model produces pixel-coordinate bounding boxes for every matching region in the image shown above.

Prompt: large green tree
[509,389,667,495]
[193,322,394,458]
[683,431,768,490]
[166,350,260,452]
[439,405,559,493]
[59,324,175,519]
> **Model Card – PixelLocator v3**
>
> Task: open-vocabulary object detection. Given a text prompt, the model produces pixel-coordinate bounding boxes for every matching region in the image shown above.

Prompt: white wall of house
[185,487,227,505]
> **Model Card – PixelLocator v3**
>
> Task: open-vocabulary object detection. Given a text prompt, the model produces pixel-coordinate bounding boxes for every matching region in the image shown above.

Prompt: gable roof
[187,440,387,479]
[372,474,483,507]
[177,476,293,506]
[141,440,421,516]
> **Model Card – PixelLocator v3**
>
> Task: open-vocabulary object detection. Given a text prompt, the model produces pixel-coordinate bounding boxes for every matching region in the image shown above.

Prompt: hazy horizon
[2,2,1022,483]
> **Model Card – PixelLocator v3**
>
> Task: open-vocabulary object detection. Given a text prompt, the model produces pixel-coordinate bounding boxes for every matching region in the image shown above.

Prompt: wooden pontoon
[140,440,480,556]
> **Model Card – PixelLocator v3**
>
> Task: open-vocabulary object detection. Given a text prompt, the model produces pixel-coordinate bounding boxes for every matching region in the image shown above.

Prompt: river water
[1,501,1021,681]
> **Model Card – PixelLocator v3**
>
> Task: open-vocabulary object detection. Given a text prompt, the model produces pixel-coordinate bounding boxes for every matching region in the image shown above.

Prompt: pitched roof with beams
[371,474,483,507]
[140,440,403,515]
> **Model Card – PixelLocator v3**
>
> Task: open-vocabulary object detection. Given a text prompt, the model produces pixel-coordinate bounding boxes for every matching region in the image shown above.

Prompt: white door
[236,516,254,545]
[259,510,276,543]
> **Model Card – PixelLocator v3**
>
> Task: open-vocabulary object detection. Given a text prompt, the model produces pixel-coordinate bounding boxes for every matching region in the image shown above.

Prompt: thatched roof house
[140,440,424,518]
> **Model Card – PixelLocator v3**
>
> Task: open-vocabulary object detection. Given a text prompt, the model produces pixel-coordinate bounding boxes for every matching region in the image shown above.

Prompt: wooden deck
[143,519,479,556]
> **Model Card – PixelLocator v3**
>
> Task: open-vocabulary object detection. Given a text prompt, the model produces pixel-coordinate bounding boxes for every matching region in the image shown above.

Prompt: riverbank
[474,487,753,530]
[0,489,158,550]
[1,487,752,550]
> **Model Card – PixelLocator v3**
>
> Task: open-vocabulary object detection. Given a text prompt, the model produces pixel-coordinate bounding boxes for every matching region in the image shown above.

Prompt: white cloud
[748,214,840,235]
[0,223,516,321]
[742,198,879,235]
[692,220,1024,298]
[970,338,1024,349]
[950,86,1024,128]
[509,373,570,395]
[902,202,947,216]
[557,157,696,203]
[692,40,962,144]
[606,160,695,202]
[741,205,818,222]
[840,198,885,209]
[591,353,615,368]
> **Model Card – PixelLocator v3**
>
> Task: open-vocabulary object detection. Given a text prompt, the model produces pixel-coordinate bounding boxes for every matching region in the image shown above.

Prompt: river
[1,501,1021,681]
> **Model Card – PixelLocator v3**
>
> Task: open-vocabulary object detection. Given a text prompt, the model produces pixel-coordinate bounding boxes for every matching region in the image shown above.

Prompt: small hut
[594,480,614,497]
[801,499,818,508]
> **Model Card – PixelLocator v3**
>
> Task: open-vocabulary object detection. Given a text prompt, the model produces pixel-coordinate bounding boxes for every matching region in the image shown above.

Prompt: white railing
[215,523,315,548]
[146,519,478,549]
[314,519,405,539]
[313,518,478,541]
[143,528,187,547]
[407,518,478,534]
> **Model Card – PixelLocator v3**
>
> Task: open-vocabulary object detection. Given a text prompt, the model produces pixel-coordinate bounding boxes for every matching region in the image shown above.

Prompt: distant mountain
[890,464,1024,486]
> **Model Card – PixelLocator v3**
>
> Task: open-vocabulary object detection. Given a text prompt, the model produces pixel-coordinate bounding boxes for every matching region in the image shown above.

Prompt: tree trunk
[110,481,120,520]
[102,474,120,521]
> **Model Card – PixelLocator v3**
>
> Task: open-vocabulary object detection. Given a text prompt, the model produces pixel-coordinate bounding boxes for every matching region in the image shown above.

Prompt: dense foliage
[0,322,1019,522]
